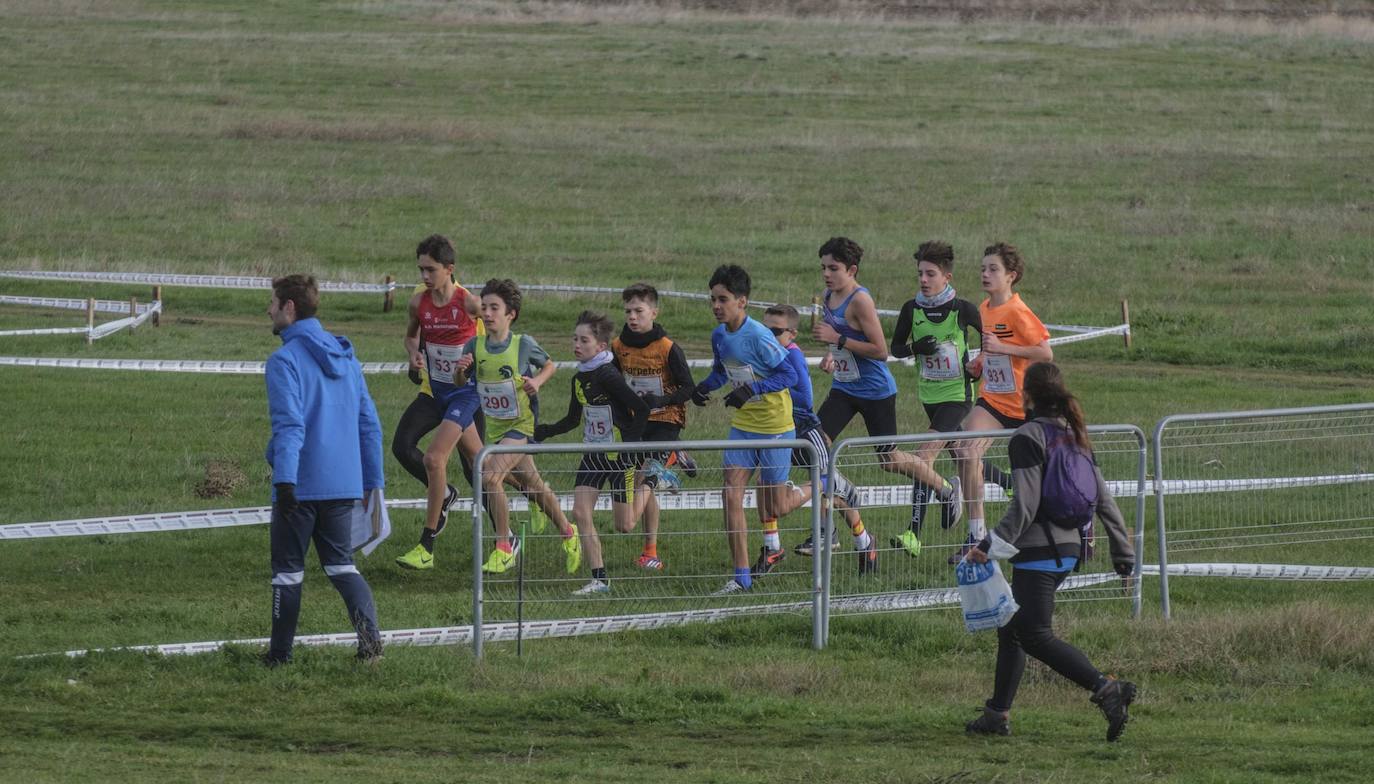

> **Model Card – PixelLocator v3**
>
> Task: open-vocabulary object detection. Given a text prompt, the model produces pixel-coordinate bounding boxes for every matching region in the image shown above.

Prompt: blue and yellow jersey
[709,317,794,435]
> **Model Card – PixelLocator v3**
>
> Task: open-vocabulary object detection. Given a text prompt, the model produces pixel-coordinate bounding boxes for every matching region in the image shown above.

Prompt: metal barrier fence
[470,438,825,659]
[1152,403,1374,619]
[825,425,1148,642]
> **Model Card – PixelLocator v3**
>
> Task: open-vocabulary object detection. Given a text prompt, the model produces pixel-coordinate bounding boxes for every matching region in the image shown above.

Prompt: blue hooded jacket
[265,317,385,501]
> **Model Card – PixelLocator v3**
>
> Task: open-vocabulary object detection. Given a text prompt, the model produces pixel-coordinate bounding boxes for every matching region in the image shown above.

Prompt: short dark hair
[272,274,319,319]
[576,310,614,345]
[622,282,659,306]
[480,278,522,321]
[983,242,1025,286]
[818,236,863,268]
[764,304,800,331]
[708,264,751,298]
[415,234,455,267]
[914,240,954,273]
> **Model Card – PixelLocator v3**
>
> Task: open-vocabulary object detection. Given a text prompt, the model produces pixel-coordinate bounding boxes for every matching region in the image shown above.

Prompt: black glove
[407,367,422,385]
[723,385,753,409]
[274,483,298,513]
[1113,561,1134,577]
[640,393,666,410]
[912,335,940,356]
[691,387,711,407]
[533,424,550,443]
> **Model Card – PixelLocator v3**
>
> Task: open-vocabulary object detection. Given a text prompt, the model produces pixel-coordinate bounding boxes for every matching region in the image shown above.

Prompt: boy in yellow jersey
[454,279,580,575]
[692,265,798,595]
[611,282,698,570]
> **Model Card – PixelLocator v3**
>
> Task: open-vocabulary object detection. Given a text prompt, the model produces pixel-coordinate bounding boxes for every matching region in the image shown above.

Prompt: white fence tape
[0,327,94,337]
[1138,563,1374,580]
[0,295,156,314]
[1,270,1125,336]
[0,301,161,340]
[35,572,1120,659]
[8,472,1372,541]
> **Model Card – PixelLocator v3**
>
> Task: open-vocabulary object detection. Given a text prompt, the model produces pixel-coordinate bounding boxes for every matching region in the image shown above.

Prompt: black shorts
[819,390,898,452]
[923,401,971,433]
[574,453,632,503]
[974,398,1027,431]
[790,426,831,471]
[640,421,682,463]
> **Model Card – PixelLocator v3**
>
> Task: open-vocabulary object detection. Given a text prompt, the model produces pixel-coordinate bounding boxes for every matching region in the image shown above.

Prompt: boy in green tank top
[888,241,982,557]
[456,279,581,576]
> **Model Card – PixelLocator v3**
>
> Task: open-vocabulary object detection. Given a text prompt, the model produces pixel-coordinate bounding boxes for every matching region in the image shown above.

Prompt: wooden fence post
[383,275,395,313]
[152,286,162,326]
[1121,299,1132,350]
[85,298,95,345]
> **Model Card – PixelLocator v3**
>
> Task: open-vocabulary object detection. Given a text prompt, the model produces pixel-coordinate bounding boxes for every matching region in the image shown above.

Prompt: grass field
[2,1,1374,781]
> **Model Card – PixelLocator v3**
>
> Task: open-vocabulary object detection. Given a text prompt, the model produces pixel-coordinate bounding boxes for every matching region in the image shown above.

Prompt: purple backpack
[1038,421,1098,562]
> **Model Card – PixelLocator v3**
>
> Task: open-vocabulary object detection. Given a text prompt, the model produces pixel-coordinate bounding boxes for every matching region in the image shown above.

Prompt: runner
[952,242,1052,563]
[454,279,581,576]
[692,265,798,595]
[810,237,903,485]
[535,310,651,595]
[887,240,982,558]
[759,305,874,575]
[612,282,698,571]
[394,235,484,571]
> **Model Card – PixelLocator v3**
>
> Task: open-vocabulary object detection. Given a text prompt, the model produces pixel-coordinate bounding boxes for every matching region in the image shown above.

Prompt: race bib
[424,343,464,385]
[626,374,664,398]
[583,405,614,444]
[920,341,961,381]
[478,379,519,418]
[830,346,860,382]
[983,353,1015,395]
[725,363,761,403]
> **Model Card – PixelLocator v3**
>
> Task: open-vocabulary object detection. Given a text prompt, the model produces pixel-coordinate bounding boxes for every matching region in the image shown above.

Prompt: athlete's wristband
[836,334,848,350]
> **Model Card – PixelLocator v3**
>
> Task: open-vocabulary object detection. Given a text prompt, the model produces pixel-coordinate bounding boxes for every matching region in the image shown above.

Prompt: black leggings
[990,567,1103,713]
[390,394,478,490]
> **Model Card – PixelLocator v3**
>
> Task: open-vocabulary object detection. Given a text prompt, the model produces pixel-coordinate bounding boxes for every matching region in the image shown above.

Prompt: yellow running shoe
[893,530,923,558]
[529,502,548,534]
[562,531,582,574]
[482,546,516,574]
[395,544,434,571]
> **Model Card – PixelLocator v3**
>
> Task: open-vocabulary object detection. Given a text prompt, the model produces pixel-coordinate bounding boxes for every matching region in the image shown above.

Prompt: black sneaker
[794,532,840,557]
[675,451,699,479]
[1091,677,1138,742]
[939,477,964,530]
[751,546,786,577]
[965,705,1011,736]
[858,539,878,575]
[947,534,977,565]
[435,483,459,535]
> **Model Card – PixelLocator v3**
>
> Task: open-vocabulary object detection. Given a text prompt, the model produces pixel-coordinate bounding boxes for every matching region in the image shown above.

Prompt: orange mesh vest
[612,335,686,427]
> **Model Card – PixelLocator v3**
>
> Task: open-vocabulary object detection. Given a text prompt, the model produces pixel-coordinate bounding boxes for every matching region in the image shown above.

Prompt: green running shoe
[482,545,516,574]
[893,530,922,558]
[563,531,582,574]
[395,544,435,571]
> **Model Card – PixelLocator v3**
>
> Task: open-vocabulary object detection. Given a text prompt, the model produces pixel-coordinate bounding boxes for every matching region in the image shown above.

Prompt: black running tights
[990,567,1103,713]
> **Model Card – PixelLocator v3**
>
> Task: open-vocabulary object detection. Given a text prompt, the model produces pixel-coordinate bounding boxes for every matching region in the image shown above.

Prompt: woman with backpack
[962,361,1138,742]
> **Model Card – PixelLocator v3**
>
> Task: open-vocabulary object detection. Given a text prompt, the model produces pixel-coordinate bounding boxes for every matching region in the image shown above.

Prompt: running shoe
[529,501,548,534]
[710,579,751,596]
[572,579,610,595]
[891,530,922,558]
[751,546,786,577]
[643,458,682,492]
[562,530,582,574]
[858,538,878,575]
[395,544,435,571]
[947,534,977,565]
[635,554,665,571]
[833,470,861,509]
[794,532,840,557]
[965,705,1011,736]
[435,483,459,535]
[1091,677,1138,742]
[674,451,699,479]
[481,538,521,575]
[938,476,963,530]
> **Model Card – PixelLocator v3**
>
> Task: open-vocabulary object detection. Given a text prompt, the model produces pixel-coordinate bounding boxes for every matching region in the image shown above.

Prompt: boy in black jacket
[535,311,651,595]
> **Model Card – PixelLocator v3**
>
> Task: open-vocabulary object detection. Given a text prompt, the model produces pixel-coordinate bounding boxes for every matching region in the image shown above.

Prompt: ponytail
[1023,362,1091,450]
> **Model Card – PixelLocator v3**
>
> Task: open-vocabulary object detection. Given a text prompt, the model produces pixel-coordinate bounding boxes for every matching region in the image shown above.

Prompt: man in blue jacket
[264,274,385,665]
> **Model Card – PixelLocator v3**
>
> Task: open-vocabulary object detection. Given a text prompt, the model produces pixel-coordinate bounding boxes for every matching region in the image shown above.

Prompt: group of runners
[390,233,1052,597]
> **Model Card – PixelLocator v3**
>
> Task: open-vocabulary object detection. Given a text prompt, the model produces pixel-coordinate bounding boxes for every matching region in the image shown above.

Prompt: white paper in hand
[351,488,392,556]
